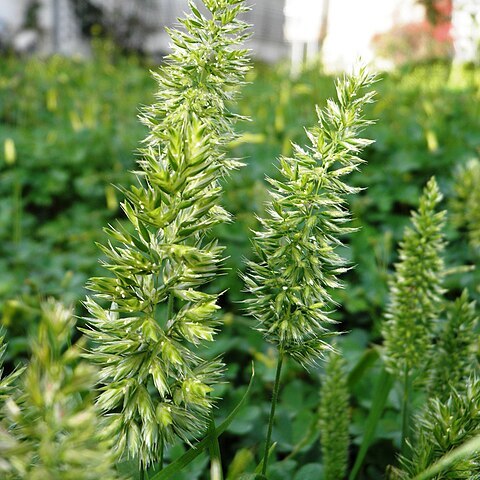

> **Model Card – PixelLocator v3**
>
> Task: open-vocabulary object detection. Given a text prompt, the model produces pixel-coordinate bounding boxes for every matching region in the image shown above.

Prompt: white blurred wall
[0,0,30,35]
[319,0,425,71]
[0,0,478,68]
[0,0,87,54]
[452,0,480,63]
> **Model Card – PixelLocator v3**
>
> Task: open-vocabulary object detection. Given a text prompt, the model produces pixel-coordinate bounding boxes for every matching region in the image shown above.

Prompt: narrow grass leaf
[347,348,380,389]
[349,367,394,480]
[254,442,278,476]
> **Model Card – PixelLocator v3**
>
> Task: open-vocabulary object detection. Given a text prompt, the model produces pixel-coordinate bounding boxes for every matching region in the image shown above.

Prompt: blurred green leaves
[1,48,480,479]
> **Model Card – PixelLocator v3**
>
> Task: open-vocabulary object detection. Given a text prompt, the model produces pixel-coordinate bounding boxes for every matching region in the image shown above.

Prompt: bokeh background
[0,1,480,479]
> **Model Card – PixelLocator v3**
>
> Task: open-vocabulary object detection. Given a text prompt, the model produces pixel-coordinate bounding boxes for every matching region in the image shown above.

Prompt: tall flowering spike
[82,0,250,467]
[428,290,479,402]
[318,349,350,480]
[0,300,121,480]
[451,158,480,250]
[382,177,446,378]
[242,68,377,366]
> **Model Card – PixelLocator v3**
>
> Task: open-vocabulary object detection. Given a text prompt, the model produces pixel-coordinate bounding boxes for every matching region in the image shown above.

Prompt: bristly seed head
[382,177,446,379]
[242,67,377,367]
[82,0,250,468]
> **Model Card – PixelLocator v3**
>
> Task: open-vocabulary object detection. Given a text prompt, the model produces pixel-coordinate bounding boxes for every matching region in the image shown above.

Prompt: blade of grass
[349,367,394,480]
[151,365,255,480]
[347,348,380,390]
[254,442,277,478]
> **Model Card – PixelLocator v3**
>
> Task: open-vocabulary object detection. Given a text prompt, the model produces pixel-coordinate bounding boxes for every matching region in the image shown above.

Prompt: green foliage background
[1,44,480,478]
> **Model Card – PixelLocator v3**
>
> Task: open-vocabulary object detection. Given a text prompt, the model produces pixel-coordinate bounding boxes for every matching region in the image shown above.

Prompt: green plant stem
[401,364,411,457]
[208,411,223,480]
[139,458,150,480]
[159,435,164,471]
[167,293,174,322]
[261,350,284,477]
[13,179,22,245]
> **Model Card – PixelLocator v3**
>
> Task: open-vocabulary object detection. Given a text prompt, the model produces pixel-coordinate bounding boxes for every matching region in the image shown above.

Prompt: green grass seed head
[0,300,121,480]
[381,177,447,379]
[243,67,377,367]
[82,0,250,468]
[0,332,24,404]
[450,158,480,251]
[399,376,480,479]
[319,348,350,480]
[428,290,479,402]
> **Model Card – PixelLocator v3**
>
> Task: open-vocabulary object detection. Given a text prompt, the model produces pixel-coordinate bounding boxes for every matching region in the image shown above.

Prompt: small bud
[127,421,141,457]
[156,403,173,428]
[161,340,182,365]
[150,361,169,397]
[5,398,20,419]
[4,138,16,165]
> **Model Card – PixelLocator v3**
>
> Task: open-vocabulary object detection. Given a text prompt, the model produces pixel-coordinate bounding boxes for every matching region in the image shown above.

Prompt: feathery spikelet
[82,0,250,467]
[319,349,350,480]
[397,376,480,479]
[0,331,25,475]
[242,68,376,366]
[0,332,24,403]
[451,158,480,250]
[428,290,479,402]
[0,300,121,480]
[381,177,446,379]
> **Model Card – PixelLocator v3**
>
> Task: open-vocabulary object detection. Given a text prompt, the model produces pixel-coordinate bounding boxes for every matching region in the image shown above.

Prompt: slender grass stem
[401,363,411,456]
[208,411,223,480]
[159,435,164,471]
[167,293,174,322]
[13,180,22,245]
[139,459,150,480]
[261,350,284,477]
